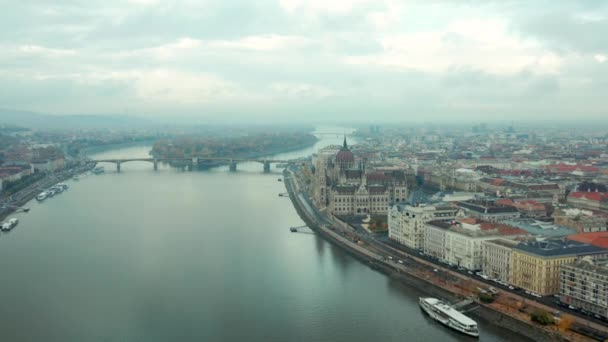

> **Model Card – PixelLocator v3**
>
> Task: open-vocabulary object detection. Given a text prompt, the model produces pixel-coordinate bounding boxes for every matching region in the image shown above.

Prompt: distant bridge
[88,157,301,172]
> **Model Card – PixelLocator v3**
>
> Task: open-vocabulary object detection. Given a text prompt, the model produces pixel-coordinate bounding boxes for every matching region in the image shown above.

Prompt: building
[424,219,528,271]
[511,239,608,295]
[567,192,608,211]
[481,238,520,283]
[554,208,607,233]
[388,204,458,250]
[322,138,411,216]
[0,166,32,191]
[457,199,520,222]
[560,258,608,318]
[567,231,608,249]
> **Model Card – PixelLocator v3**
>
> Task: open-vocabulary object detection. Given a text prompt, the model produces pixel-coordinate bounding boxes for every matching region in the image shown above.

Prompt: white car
[480,274,489,280]
[398,260,404,264]
[531,293,542,298]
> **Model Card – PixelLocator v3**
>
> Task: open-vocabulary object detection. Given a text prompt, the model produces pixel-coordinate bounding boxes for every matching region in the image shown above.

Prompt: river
[0,127,529,341]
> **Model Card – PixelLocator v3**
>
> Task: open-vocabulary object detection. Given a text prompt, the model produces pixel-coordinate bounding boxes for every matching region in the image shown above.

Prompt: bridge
[88,157,301,173]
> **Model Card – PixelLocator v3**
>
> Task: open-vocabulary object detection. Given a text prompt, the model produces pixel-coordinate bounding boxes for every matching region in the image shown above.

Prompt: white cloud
[279,0,374,14]
[345,19,563,74]
[270,82,334,98]
[594,54,607,63]
[18,45,76,57]
[209,35,312,51]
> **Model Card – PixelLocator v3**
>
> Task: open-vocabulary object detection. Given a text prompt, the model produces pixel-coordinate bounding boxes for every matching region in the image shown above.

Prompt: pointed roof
[342,135,348,150]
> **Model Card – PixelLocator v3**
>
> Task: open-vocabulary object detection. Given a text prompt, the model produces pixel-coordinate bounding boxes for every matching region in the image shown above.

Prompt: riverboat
[36,192,48,201]
[419,297,479,337]
[1,218,19,231]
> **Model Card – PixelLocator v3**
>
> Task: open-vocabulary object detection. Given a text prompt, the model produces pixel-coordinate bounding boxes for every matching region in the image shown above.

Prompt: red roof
[569,192,608,202]
[568,232,608,249]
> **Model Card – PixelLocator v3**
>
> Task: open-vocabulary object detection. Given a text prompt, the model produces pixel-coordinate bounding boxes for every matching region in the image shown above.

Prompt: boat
[36,192,48,201]
[419,297,479,337]
[93,166,105,174]
[1,218,18,231]
[278,178,282,182]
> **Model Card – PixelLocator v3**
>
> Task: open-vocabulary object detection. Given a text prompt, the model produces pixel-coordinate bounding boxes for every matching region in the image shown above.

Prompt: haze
[1,0,607,122]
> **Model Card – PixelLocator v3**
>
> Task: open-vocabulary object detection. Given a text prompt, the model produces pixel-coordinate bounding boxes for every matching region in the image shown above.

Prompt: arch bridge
[88,157,301,173]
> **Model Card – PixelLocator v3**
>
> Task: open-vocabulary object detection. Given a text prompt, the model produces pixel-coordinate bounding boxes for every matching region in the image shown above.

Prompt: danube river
[0,128,529,341]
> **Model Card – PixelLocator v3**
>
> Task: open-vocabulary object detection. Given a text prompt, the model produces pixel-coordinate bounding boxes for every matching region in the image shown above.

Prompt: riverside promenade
[283,165,603,342]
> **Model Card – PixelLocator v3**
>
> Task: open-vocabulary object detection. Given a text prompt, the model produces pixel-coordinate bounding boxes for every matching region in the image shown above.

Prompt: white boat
[419,297,479,337]
[36,192,48,201]
[1,218,18,231]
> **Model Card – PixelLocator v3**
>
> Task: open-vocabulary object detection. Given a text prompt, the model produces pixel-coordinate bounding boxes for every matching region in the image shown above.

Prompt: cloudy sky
[1,0,607,122]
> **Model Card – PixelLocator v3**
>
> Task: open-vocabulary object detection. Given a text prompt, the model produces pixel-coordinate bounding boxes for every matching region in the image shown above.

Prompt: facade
[388,205,458,250]
[322,138,410,216]
[457,200,520,222]
[554,208,607,233]
[511,240,608,295]
[567,192,608,211]
[560,258,608,318]
[424,219,527,271]
[481,238,519,282]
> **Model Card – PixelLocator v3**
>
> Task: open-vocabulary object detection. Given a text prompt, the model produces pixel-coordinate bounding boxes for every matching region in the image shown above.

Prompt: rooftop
[504,219,576,237]
[568,232,608,249]
[515,239,606,258]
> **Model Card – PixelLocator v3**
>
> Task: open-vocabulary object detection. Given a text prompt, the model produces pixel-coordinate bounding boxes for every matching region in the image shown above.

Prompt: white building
[388,204,458,250]
[424,219,528,271]
[481,238,520,282]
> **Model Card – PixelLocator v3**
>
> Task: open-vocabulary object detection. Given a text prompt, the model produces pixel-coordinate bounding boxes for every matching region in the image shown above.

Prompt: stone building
[388,204,458,250]
[481,238,520,282]
[560,257,608,318]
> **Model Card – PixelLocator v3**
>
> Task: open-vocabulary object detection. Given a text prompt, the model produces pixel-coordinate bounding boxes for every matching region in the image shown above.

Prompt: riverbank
[283,166,590,342]
[0,164,93,222]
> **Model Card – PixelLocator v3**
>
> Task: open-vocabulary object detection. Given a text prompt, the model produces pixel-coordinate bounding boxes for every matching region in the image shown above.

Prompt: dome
[336,149,355,164]
[335,136,354,168]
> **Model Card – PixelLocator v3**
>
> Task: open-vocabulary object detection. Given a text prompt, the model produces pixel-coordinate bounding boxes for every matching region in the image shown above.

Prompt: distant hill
[0,108,157,130]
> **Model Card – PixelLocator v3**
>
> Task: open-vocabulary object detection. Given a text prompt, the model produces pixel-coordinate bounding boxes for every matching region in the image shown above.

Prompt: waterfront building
[481,238,520,282]
[560,257,608,318]
[457,199,520,222]
[312,145,341,208]
[424,219,527,270]
[511,239,608,295]
[322,138,411,216]
[388,204,458,250]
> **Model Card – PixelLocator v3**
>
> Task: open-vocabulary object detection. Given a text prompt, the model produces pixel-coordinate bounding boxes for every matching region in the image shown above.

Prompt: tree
[557,314,574,332]
[531,310,554,326]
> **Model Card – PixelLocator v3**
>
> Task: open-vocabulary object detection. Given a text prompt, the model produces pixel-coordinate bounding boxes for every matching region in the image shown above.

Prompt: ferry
[419,297,479,337]
[36,192,48,201]
[1,218,19,231]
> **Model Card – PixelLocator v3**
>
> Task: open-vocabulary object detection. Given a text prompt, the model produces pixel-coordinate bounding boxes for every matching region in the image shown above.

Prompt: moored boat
[36,192,48,201]
[419,297,479,337]
[1,218,19,231]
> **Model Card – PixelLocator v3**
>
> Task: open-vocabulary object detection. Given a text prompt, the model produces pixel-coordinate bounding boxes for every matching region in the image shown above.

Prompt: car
[525,290,531,295]
[531,293,542,298]
[480,275,489,280]
[398,260,404,264]
[568,305,577,311]
[433,269,438,272]
[388,256,393,260]
[508,286,515,290]
[467,271,473,275]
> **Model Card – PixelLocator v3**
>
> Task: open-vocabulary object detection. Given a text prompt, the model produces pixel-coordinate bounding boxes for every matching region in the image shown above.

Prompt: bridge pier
[229,161,237,172]
[116,162,121,173]
[263,161,270,173]
[153,159,158,171]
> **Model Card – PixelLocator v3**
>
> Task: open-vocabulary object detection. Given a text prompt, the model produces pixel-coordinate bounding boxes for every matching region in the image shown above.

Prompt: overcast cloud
[0,0,607,122]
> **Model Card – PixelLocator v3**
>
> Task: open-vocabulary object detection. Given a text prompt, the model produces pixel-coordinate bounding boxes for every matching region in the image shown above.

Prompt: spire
[343,135,348,149]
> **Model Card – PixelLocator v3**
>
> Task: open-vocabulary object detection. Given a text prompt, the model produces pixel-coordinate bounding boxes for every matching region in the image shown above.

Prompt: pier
[289,225,310,232]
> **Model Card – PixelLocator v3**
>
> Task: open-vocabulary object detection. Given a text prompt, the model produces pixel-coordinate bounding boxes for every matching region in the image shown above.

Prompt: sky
[0,0,607,122]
